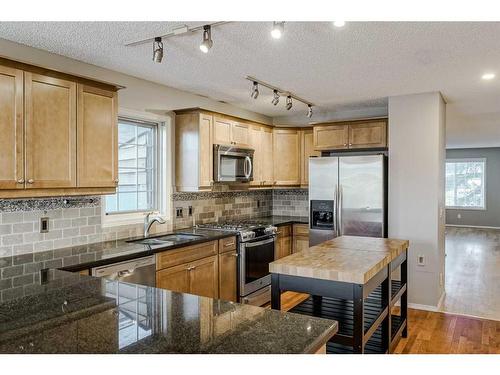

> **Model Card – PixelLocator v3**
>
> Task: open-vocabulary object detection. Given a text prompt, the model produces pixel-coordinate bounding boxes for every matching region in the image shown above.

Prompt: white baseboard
[407,291,445,312]
[446,224,500,230]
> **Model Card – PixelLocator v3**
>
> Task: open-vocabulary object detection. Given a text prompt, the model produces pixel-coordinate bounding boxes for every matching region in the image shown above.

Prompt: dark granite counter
[0,270,337,354]
[259,216,309,226]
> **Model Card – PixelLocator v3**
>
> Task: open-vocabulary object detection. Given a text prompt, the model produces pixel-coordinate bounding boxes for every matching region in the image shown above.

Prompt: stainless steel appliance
[309,155,387,246]
[214,145,254,182]
[196,221,277,306]
[91,256,156,287]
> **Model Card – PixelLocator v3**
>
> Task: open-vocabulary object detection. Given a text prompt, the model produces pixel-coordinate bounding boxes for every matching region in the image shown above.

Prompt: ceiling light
[251,82,259,99]
[482,73,496,80]
[333,20,346,28]
[152,37,164,63]
[271,22,285,39]
[286,96,293,110]
[200,25,213,53]
[307,105,313,118]
[271,90,280,105]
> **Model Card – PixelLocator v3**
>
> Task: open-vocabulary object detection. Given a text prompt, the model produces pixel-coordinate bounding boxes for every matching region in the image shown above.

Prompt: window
[446,158,486,209]
[105,118,158,214]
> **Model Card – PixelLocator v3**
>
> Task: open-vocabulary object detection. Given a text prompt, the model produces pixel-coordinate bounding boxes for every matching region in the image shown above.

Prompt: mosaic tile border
[273,189,308,196]
[0,196,101,213]
[173,190,272,201]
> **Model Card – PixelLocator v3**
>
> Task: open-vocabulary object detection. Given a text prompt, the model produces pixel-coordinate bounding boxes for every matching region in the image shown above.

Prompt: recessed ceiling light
[271,22,285,39]
[482,73,496,80]
[333,20,346,28]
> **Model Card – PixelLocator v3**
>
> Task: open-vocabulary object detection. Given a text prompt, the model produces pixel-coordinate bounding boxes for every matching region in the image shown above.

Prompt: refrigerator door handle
[334,184,339,237]
[338,184,343,236]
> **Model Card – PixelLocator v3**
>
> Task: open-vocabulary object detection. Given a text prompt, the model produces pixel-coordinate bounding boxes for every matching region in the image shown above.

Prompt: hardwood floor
[442,227,500,321]
[280,292,500,354]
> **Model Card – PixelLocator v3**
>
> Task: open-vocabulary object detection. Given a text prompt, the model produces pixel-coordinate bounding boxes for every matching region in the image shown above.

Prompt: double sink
[128,233,206,247]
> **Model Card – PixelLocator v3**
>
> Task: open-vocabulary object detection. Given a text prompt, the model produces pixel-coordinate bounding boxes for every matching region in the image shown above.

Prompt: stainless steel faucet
[144,212,166,238]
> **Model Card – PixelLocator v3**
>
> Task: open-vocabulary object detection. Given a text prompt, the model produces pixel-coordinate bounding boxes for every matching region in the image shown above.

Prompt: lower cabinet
[275,225,292,260]
[293,224,309,253]
[218,250,238,302]
[156,263,191,294]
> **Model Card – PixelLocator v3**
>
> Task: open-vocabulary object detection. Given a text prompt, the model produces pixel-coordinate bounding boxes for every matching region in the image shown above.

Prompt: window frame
[102,109,172,228]
[445,157,487,211]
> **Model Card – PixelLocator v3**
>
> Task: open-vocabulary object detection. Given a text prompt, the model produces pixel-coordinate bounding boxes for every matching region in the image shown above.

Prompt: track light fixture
[307,105,313,118]
[286,96,293,110]
[152,37,164,63]
[271,90,280,105]
[251,82,259,99]
[199,25,213,53]
[271,22,285,39]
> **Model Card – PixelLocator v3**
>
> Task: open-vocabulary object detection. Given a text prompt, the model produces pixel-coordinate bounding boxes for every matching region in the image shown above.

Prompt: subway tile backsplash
[0,188,308,258]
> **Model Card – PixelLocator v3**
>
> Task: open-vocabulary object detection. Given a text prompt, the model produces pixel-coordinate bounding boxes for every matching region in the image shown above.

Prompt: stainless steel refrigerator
[309,155,387,247]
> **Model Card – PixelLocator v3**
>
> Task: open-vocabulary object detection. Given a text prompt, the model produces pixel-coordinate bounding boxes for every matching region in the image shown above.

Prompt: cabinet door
[213,117,232,145]
[293,236,309,253]
[77,85,118,188]
[231,121,250,147]
[273,129,300,186]
[275,226,292,260]
[0,66,24,189]
[218,251,238,302]
[25,73,77,189]
[156,264,190,294]
[260,127,274,186]
[248,125,262,186]
[348,121,387,149]
[313,125,348,150]
[300,129,320,186]
[189,255,218,299]
[199,113,213,188]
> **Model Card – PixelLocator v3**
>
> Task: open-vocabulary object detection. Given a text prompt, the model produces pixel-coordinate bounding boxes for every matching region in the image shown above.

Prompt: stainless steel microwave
[214,145,254,182]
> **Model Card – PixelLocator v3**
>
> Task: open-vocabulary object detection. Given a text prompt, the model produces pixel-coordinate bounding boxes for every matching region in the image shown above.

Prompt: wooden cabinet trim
[219,236,237,253]
[156,240,218,270]
[293,224,309,237]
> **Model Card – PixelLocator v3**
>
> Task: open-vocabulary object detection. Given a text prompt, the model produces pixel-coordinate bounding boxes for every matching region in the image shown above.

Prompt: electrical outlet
[457,213,461,219]
[439,272,444,286]
[175,207,183,218]
[188,206,193,216]
[257,200,261,208]
[417,254,425,266]
[40,217,49,233]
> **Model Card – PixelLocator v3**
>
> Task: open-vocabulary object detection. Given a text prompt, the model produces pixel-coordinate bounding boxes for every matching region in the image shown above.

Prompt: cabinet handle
[27,179,34,184]
[186,266,196,271]
[17,178,25,184]
[224,242,235,247]
[114,179,119,183]
[230,253,239,257]
[343,143,347,147]
[349,143,352,146]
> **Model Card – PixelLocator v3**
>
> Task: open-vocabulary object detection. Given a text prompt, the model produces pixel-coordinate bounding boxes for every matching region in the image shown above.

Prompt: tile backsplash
[0,188,307,257]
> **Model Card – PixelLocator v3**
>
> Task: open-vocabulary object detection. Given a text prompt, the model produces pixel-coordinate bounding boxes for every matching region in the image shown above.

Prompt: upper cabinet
[313,119,387,151]
[273,129,300,186]
[300,129,320,187]
[0,66,24,190]
[77,85,118,188]
[0,58,120,198]
[248,124,274,187]
[213,116,250,148]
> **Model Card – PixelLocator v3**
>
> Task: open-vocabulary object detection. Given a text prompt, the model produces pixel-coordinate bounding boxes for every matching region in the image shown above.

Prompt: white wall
[0,38,272,125]
[388,92,446,308]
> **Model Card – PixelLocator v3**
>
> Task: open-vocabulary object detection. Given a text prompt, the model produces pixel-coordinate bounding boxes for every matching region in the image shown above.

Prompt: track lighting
[271,22,285,39]
[199,25,213,53]
[152,37,164,63]
[307,105,313,118]
[271,90,280,105]
[286,96,293,110]
[251,82,259,99]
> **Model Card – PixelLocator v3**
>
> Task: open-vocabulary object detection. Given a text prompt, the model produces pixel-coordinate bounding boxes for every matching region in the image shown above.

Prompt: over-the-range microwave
[213,144,254,182]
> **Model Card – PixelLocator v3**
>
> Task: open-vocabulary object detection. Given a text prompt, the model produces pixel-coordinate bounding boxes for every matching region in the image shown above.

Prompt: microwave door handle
[245,156,252,179]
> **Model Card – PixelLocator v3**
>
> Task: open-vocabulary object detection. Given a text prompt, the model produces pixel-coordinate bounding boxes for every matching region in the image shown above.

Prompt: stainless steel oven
[214,144,254,182]
[239,235,275,301]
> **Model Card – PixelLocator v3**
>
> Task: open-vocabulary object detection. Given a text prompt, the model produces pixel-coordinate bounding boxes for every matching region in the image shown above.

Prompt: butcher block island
[269,236,409,354]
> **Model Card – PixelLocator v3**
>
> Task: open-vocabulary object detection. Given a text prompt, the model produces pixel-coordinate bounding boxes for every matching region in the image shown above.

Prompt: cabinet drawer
[219,236,237,253]
[277,224,291,237]
[156,240,218,270]
[293,224,309,237]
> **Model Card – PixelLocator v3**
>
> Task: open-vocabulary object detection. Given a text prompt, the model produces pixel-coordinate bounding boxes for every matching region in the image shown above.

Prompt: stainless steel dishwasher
[91,255,156,287]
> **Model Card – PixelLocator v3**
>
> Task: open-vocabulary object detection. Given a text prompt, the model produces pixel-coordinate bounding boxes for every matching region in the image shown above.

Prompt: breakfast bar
[269,236,409,354]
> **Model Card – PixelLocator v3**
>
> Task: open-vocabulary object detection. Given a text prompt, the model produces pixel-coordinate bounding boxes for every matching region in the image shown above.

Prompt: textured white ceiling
[1,21,500,147]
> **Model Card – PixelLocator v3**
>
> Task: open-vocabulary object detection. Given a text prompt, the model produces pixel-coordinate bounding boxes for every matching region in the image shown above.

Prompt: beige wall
[388,92,446,308]
[0,38,272,125]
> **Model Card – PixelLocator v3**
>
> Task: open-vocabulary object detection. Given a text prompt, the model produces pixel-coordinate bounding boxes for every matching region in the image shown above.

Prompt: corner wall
[388,92,446,308]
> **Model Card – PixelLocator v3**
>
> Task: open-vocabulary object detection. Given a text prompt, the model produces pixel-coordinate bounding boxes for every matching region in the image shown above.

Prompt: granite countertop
[258,216,309,226]
[0,270,337,354]
[269,236,409,284]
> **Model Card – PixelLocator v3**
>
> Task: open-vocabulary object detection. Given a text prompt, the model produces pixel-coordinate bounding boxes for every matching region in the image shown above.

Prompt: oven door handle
[242,237,275,248]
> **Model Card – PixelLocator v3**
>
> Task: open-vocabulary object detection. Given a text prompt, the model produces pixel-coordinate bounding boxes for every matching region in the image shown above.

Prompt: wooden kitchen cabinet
[248,124,274,187]
[189,255,219,299]
[275,225,292,260]
[300,129,320,187]
[313,124,349,150]
[293,224,309,253]
[77,85,118,188]
[24,72,77,189]
[248,124,262,187]
[213,116,250,148]
[348,120,387,148]
[0,65,24,190]
[156,263,191,294]
[218,250,238,302]
[175,111,214,191]
[273,129,300,186]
